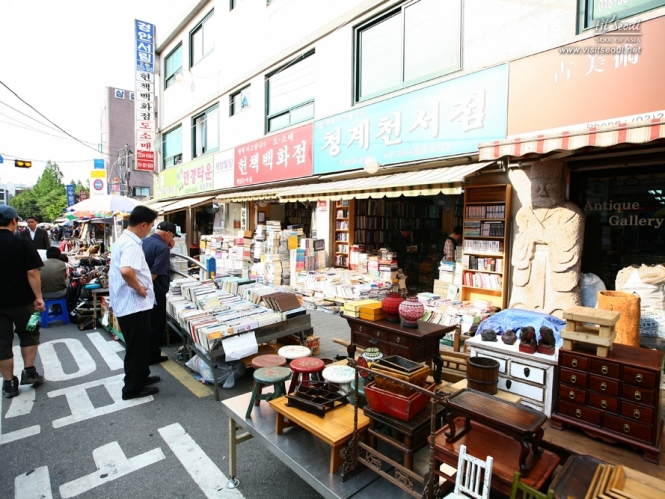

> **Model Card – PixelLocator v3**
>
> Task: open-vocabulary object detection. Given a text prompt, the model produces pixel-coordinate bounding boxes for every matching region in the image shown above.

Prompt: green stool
[245,366,291,419]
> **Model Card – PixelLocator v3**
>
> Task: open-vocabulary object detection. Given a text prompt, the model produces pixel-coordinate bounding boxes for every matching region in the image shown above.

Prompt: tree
[74,180,89,199]
[10,160,67,222]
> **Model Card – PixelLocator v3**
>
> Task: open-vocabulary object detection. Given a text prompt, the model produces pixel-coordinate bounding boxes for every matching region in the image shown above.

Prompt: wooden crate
[561,306,619,357]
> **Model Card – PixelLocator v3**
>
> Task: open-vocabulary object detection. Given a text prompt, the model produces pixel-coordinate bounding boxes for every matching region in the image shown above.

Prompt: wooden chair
[444,444,493,499]
[510,472,554,499]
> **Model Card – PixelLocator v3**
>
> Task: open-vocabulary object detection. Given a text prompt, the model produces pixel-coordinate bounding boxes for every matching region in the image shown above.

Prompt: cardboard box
[359,302,384,317]
[360,312,386,321]
[344,299,380,313]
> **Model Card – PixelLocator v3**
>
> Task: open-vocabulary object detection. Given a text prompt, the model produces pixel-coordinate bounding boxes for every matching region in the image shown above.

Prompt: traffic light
[14,159,32,168]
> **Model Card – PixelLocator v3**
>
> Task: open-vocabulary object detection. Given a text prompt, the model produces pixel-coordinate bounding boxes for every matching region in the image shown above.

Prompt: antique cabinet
[550,343,664,463]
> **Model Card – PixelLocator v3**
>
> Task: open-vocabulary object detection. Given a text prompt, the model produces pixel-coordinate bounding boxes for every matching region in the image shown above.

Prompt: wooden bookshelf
[285,201,312,237]
[334,200,353,268]
[461,184,512,309]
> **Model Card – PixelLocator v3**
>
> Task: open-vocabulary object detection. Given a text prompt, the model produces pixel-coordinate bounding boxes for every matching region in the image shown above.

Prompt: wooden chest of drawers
[550,343,664,463]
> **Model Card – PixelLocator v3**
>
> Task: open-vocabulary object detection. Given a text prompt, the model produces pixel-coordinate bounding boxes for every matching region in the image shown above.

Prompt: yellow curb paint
[160,359,213,398]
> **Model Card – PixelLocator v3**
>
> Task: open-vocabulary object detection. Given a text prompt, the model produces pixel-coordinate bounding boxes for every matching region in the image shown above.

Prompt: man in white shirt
[109,206,159,400]
[19,216,50,251]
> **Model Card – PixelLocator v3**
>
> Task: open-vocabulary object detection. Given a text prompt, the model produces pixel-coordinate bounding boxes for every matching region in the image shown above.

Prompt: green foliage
[9,161,68,222]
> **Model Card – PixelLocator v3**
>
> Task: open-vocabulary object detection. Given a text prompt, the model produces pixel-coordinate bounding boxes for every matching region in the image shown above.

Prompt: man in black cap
[142,221,179,365]
[0,206,46,398]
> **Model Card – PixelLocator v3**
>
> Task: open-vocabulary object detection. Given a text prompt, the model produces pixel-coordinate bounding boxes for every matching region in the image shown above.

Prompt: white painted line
[59,441,165,498]
[15,466,53,499]
[40,339,97,381]
[6,346,35,418]
[87,332,125,371]
[48,374,152,428]
[159,423,245,499]
[0,399,39,446]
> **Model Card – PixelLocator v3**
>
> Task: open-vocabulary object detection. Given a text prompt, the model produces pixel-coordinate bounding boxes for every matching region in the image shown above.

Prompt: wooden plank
[566,320,579,332]
[598,325,615,338]
[562,306,620,326]
[561,330,617,347]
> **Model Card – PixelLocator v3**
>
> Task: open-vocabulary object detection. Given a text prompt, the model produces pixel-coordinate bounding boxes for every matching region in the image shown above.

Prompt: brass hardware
[524,367,530,377]
[375,331,381,338]
[634,391,641,401]
[635,374,643,383]
[600,382,607,391]
[601,366,608,375]
[571,359,578,368]
[396,337,401,343]
[575,409,582,418]
[601,400,607,409]
[623,424,631,433]
[634,409,641,419]
[569,391,576,400]
[358,326,364,332]
[570,375,577,384]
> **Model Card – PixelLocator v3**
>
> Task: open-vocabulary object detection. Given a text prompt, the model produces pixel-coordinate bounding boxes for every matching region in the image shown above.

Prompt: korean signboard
[313,65,507,174]
[214,149,235,190]
[90,170,107,198]
[134,19,155,172]
[154,154,215,200]
[234,124,313,187]
[66,185,76,207]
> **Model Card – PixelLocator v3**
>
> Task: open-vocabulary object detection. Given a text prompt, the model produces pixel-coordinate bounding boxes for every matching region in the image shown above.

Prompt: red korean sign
[234,123,313,187]
[136,149,155,171]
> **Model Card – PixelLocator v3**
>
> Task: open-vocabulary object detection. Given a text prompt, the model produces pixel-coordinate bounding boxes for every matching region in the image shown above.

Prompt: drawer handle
[375,331,382,338]
[569,391,576,400]
[635,374,643,383]
[396,337,401,344]
[623,424,631,433]
[601,400,607,409]
[634,391,641,401]
[575,409,582,418]
[601,365,608,375]
[633,409,641,419]
[506,380,512,390]
[600,382,607,391]
[524,367,530,377]
[570,375,577,384]
[571,359,578,368]
[358,326,364,332]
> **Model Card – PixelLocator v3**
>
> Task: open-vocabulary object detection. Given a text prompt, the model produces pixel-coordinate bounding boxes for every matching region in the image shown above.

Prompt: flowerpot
[382,293,404,323]
[398,296,424,328]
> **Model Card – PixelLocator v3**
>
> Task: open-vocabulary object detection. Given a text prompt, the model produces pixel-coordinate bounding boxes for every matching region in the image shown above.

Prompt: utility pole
[116,144,132,196]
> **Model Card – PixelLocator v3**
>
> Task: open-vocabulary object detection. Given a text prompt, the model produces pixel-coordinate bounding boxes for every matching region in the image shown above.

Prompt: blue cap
[0,205,18,219]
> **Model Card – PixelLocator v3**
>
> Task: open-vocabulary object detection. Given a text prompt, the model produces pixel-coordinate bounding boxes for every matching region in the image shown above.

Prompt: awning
[216,187,286,203]
[479,118,665,161]
[161,195,214,214]
[278,162,492,202]
[147,199,180,213]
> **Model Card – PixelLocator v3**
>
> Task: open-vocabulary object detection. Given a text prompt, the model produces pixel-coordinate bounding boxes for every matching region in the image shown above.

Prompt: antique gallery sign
[134,19,156,171]
[313,64,507,174]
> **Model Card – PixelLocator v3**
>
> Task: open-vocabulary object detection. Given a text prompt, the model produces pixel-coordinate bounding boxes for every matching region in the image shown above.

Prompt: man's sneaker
[20,367,44,386]
[2,377,19,398]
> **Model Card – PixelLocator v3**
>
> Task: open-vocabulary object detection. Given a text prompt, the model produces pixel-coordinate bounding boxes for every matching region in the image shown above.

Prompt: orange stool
[251,354,287,406]
[288,357,325,394]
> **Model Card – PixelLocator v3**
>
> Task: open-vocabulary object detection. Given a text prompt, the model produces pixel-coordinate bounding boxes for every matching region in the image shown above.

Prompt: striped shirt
[109,230,155,317]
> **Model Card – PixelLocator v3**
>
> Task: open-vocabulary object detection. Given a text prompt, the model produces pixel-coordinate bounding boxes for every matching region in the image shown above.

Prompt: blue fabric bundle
[475,309,566,347]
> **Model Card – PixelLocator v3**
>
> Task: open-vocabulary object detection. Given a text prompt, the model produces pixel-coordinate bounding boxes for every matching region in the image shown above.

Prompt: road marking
[15,465,53,499]
[159,423,244,499]
[0,399,39,446]
[59,441,165,498]
[48,374,152,428]
[40,339,96,381]
[6,346,35,418]
[87,332,125,371]
[160,358,213,398]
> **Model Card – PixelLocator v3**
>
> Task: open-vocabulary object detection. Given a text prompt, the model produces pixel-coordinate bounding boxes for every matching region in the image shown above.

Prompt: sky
[0,0,192,188]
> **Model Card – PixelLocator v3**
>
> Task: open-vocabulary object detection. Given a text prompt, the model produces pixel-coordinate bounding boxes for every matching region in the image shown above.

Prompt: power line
[0,116,99,145]
[0,79,108,156]
[0,151,103,164]
[0,99,75,137]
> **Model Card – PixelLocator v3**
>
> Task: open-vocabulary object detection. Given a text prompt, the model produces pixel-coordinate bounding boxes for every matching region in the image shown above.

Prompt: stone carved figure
[510,160,584,317]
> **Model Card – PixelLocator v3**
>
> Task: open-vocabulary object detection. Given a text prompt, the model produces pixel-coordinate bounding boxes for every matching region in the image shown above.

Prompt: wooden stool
[251,354,287,406]
[245,366,291,419]
[288,357,325,394]
[278,345,311,362]
[322,365,355,394]
[561,306,619,357]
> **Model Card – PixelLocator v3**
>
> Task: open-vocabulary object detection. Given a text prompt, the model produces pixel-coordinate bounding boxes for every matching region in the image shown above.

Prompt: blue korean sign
[93,159,105,169]
[313,64,508,174]
[135,20,154,73]
[66,185,76,207]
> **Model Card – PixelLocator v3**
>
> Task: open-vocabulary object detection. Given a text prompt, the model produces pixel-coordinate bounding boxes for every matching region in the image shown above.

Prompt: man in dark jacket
[20,216,50,251]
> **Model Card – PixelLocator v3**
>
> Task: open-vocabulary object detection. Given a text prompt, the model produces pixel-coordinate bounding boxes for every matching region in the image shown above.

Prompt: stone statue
[510,160,584,317]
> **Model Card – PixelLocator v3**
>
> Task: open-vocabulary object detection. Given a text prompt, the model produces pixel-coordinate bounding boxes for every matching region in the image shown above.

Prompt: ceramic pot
[382,293,404,323]
[361,347,383,366]
[399,296,424,328]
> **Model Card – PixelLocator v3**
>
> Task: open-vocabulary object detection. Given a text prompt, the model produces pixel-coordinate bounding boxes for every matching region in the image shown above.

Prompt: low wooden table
[443,388,547,474]
[269,395,369,474]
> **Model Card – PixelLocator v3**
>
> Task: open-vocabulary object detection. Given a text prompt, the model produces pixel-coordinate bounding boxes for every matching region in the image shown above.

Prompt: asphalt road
[2,320,329,499]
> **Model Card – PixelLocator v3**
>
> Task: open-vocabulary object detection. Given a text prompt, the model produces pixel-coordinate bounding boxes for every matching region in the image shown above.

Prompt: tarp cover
[475,309,566,347]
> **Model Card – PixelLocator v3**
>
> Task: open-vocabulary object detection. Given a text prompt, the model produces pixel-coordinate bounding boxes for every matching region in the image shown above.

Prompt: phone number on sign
[586,112,665,129]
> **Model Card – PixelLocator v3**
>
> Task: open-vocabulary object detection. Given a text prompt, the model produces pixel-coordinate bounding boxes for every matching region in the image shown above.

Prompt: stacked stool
[322,365,355,394]
[277,345,311,362]
[250,354,287,406]
[245,366,291,419]
[288,357,325,394]
[41,298,70,328]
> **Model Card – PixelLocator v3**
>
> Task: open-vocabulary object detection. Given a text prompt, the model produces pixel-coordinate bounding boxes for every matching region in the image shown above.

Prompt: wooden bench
[561,306,619,357]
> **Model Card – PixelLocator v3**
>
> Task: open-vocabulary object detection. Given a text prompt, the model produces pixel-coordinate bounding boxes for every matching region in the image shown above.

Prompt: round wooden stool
[245,366,292,419]
[251,354,287,406]
[277,345,311,361]
[288,357,325,394]
[322,365,355,394]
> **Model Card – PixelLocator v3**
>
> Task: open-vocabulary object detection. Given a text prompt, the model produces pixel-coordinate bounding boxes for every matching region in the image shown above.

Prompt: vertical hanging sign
[135,20,155,172]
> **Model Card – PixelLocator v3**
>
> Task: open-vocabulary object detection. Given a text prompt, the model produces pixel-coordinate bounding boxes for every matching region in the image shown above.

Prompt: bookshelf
[461,184,512,309]
[334,200,353,267]
[285,201,312,236]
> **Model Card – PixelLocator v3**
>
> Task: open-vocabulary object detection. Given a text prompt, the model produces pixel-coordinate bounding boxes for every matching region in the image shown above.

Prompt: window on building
[230,86,251,116]
[163,126,183,170]
[578,0,664,31]
[190,11,214,66]
[266,51,315,132]
[230,0,243,9]
[133,186,150,197]
[164,44,183,89]
[355,0,461,102]
[193,105,220,157]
